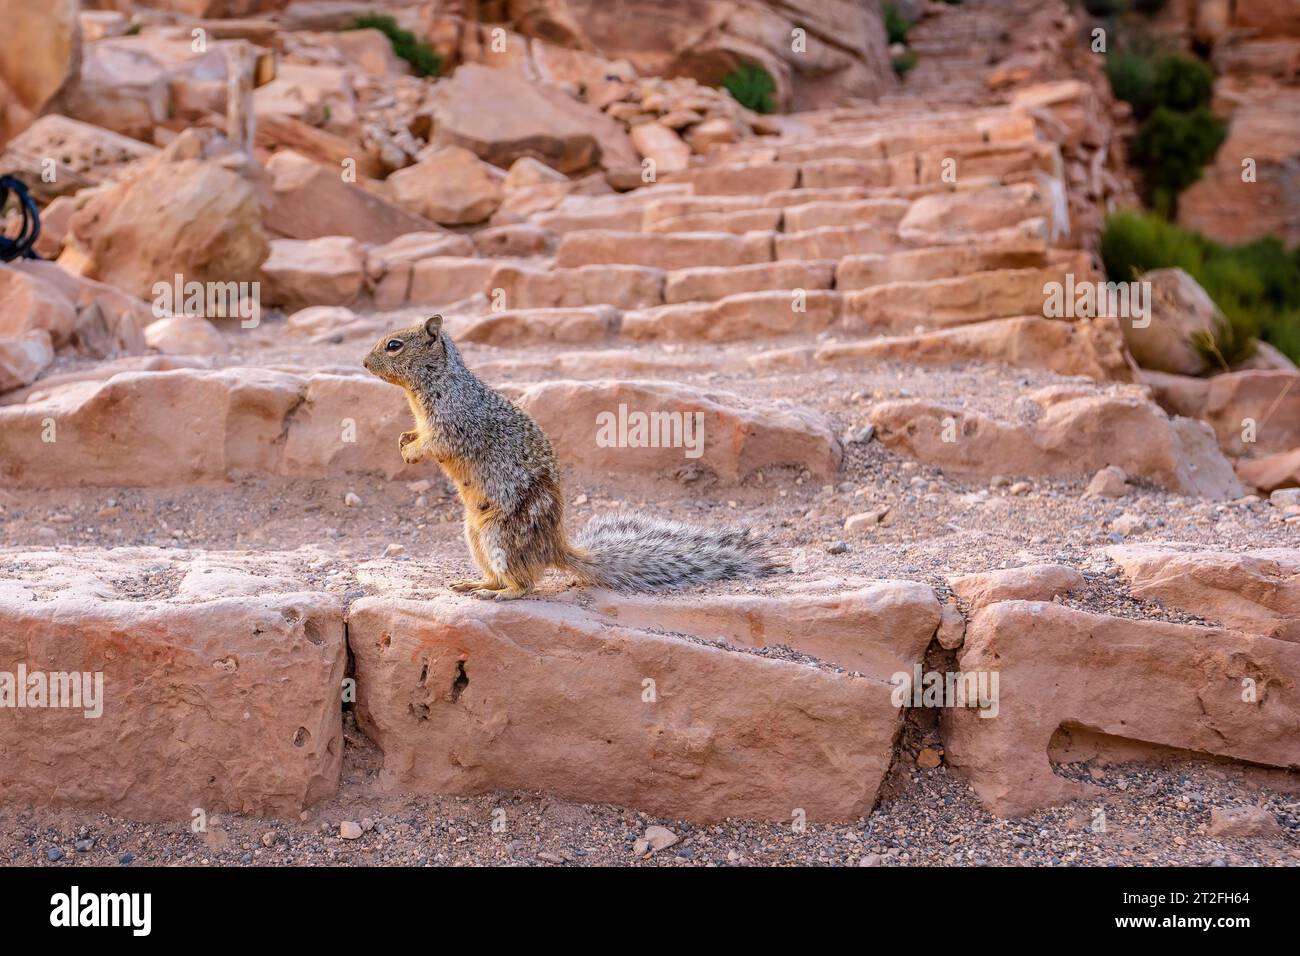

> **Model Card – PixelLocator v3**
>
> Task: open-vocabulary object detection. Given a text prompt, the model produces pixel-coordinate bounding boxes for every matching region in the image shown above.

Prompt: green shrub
[1151,54,1214,112]
[1108,52,1212,118]
[883,3,910,44]
[892,50,919,77]
[1130,105,1225,213]
[1100,211,1300,365]
[353,14,442,77]
[722,63,777,114]
[1106,52,1157,116]
[1131,0,1167,11]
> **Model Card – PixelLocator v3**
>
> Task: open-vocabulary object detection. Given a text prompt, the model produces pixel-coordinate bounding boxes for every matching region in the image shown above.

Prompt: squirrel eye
[384,339,403,352]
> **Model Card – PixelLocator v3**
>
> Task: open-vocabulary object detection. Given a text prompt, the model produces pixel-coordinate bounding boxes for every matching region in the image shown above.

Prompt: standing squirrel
[363,314,775,599]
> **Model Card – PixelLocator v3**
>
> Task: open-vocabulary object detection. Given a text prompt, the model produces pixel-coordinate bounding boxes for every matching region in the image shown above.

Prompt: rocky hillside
[0,0,1297,867]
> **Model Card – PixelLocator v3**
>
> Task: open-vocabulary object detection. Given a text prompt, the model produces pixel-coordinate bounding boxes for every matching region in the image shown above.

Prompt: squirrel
[363,314,775,600]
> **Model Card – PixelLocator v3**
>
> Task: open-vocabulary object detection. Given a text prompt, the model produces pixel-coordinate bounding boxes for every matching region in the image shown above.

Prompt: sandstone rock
[1124,268,1218,376]
[646,207,782,234]
[683,162,799,196]
[338,820,363,840]
[556,229,772,270]
[490,263,664,311]
[66,158,269,302]
[417,63,636,174]
[1207,806,1283,838]
[0,548,345,820]
[407,258,495,307]
[775,223,902,261]
[498,379,841,484]
[471,223,557,258]
[261,237,364,311]
[630,121,691,173]
[1085,465,1129,498]
[0,0,81,145]
[898,182,1055,241]
[835,240,1049,290]
[0,260,152,365]
[575,582,941,676]
[806,315,1130,383]
[869,391,1243,499]
[503,156,569,191]
[499,0,894,112]
[0,368,440,488]
[1178,85,1300,246]
[842,262,1090,335]
[949,564,1085,612]
[0,331,55,393]
[782,198,910,232]
[347,583,927,822]
[0,115,157,201]
[386,146,503,225]
[452,306,618,347]
[937,600,966,650]
[1107,544,1300,642]
[1144,369,1300,457]
[943,601,1300,816]
[144,315,229,357]
[264,150,438,243]
[255,62,357,137]
[664,260,835,304]
[641,825,678,852]
[623,289,840,342]
[1238,448,1300,493]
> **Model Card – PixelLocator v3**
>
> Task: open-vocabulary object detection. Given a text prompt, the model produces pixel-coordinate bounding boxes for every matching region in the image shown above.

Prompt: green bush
[353,15,442,77]
[1108,52,1212,119]
[883,3,910,44]
[1106,52,1157,116]
[1131,0,1167,11]
[1151,54,1214,112]
[892,50,919,77]
[1130,105,1225,214]
[722,63,777,114]
[1100,211,1300,365]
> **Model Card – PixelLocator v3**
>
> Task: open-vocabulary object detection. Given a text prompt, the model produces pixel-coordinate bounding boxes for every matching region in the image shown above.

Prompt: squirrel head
[363,314,448,390]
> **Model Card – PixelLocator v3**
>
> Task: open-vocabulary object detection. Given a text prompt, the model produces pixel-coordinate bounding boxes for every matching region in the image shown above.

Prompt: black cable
[0,175,42,261]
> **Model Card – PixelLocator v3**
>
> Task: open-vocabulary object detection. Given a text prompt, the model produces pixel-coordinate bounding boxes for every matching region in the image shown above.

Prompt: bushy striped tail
[563,512,777,591]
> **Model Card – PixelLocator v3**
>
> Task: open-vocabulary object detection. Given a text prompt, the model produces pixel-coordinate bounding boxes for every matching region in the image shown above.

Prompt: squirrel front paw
[399,431,425,464]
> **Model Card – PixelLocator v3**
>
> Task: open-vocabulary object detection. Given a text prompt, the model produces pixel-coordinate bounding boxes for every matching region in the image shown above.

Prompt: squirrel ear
[424,314,443,338]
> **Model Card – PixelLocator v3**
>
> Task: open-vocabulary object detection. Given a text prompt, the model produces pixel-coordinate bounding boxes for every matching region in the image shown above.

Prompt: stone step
[623,290,842,343]
[834,238,1049,289]
[841,259,1092,335]
[490,263,665,311]
[781,198,910,232]
[556,229,773,270]
[945,597,1300,816]
[749,315,1130,383]
[0,369,840,488]
[0,548,345,821]
[453,306,619,347]
[868,387,1243,499]
[645,208,784,234]
[664,260,836,304]
[498,378,842,484]
[348,578,940,823]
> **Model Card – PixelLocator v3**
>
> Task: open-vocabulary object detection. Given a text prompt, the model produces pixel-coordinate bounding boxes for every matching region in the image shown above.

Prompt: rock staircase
[1,5,1298,831]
